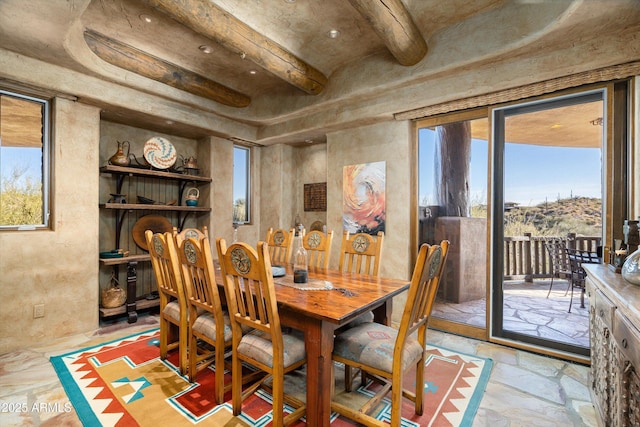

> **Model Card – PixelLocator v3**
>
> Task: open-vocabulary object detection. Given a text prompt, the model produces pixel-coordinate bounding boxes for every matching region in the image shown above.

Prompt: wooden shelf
[100,254,151,265]
[99,296,159,318]
[100,164,212,183]
[100,203,210,212]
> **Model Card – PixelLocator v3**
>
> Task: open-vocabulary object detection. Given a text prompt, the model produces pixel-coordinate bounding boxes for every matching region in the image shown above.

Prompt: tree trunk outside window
[434,122,471,217]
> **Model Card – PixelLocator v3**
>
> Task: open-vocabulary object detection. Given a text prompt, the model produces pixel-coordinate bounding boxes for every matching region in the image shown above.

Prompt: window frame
[233,144,251,224]
[0,89,52,230]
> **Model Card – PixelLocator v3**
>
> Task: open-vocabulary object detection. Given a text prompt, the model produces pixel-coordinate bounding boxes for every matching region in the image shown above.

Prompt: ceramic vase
[621,248,640,286]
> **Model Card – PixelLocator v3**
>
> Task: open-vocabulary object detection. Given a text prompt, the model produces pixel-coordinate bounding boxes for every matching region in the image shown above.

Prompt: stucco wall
[295,143,328,231]
[326,121,413,324]
[0,99,101,354]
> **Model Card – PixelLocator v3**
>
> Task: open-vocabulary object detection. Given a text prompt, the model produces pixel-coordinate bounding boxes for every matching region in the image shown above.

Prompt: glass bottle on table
[292,229,308,283]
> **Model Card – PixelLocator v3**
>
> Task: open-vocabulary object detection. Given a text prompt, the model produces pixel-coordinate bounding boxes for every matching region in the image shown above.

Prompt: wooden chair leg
[344,365,354,392]
[214,346,226,404]
[415,358,425,416]
[272,372,283,427]
[232,353,242,416]
[178,325,188,376]
[188,333,198,382]
[392,372,406,427]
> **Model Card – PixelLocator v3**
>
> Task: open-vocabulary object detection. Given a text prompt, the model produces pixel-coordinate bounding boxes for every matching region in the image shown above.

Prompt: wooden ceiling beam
[84,30,251,108]
[348,0,427,66]
[145,0,328,95]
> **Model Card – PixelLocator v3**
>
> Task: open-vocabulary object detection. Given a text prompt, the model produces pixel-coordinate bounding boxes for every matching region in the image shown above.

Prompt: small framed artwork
[304,182,327,212]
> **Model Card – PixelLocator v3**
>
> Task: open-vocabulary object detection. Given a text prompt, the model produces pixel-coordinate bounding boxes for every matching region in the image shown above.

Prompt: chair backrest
[338,231,384,276]
[145,230,187,313]
[216,239,284,353]
[544,239,571,277]
[173,226,208,247]
[303,230,334,269]
[396,241,449,349]
[566,247,601,280]
[177,235,226,328]
[265,227,295,266]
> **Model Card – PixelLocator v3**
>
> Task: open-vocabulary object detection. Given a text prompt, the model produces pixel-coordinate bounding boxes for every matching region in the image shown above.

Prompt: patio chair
[565,248,600,313]
[544,239,572,298]
[331,240,449,427]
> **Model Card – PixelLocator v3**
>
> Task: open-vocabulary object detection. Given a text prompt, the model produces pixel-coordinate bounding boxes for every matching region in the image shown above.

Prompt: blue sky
[418,128,602,207]
[0,147,43,186]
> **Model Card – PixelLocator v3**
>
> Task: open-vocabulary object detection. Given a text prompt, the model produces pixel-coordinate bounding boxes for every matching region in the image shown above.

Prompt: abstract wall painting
[343,161,386,235]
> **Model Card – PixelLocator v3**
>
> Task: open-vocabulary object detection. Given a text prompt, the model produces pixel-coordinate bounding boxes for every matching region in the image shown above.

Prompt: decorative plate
[143,136,177,170]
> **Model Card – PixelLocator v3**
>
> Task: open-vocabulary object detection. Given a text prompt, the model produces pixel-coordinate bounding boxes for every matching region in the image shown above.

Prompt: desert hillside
[503,197,602,237]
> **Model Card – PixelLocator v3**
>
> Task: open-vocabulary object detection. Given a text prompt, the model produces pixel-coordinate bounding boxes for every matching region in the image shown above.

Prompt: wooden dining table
[214,264,409,427]
[268,266,409,427]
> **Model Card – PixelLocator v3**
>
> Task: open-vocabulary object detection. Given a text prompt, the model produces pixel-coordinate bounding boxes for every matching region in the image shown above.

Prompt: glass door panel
[418,116,489,336]
[491,91,604,356]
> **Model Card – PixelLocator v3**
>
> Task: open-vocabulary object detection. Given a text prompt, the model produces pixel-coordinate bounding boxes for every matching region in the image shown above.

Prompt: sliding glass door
[491,90,605,357]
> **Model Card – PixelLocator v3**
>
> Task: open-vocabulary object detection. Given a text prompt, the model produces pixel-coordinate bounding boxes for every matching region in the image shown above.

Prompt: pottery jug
[109,140,131,166]
[182,156,199,169]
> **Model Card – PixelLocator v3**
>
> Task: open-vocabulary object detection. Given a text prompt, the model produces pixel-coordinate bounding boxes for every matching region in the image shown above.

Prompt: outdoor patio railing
[503,232,601,281]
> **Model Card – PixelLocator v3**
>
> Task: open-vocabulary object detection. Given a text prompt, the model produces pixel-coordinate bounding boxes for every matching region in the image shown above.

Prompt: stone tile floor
[0,313,598,426]
[433,279,590,348]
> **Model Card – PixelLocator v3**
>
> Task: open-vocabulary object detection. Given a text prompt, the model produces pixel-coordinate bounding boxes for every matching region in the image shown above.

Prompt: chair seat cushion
[192,312,233,342]
[162,301,182,322]
[333,322,423,373]
[238,329,305,369]
[163,301,204,322]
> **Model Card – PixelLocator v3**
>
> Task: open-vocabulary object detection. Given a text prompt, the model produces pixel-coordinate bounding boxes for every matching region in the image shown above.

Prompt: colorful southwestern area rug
[50,329,492,427]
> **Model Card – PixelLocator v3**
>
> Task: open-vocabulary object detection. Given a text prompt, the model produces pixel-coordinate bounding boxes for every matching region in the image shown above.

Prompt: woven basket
[101,272,126,308]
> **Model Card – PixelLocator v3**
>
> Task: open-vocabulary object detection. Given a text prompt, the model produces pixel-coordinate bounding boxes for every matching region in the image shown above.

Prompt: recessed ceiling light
[249,70,257,75]
[284,0,296,3]
[305,139,314,144]
[327,29,340,39]
[550,123,562,129]
[139,14,153,24]
[166,120,174,125]
[199,45,212,54]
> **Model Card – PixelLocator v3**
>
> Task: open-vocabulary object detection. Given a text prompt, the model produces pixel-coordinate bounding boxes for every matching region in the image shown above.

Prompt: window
[0,90,51,230]
[233,145,250,223]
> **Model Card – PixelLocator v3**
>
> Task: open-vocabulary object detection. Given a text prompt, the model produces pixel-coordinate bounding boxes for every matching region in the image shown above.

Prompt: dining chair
[544,238,572,298]
[216,238,307,427]
[265,227,295,266]
[338,230,385,329]
[565,247,600,313]
[145,230,189,375]
[303,229,334,269]
[173,225,208,247]
[177,235,232,404]
[338,230,384,276]
[331,240,449,427]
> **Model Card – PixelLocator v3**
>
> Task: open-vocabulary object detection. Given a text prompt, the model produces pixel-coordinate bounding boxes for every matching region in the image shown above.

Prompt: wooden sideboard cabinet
[585,264,640,427]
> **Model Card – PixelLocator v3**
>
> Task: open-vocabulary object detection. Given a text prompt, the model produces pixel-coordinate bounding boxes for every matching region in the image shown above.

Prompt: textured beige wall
[295,143,328,231]
[326,121,413,278]
[0,99,101,354]
[259,144,297,240]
